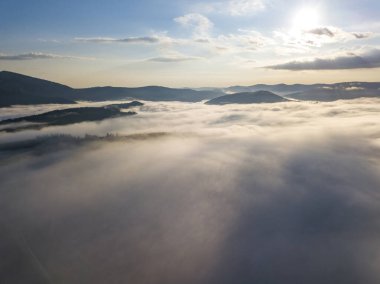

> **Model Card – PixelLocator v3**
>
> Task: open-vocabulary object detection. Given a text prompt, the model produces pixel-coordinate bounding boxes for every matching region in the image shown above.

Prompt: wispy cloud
[227,0,266,16]
[174,13,213,37]
[216,30,274,51]
[147,55,202,63]
[194,0,266,16]
[267,48,380,70]
[75,36,163,44]
[304,27,373,41]
[274,26,374,54]
[0,52,91,61]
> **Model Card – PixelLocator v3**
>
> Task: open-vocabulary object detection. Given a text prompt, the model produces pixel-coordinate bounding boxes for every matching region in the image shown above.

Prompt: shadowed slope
[206,91,289,105]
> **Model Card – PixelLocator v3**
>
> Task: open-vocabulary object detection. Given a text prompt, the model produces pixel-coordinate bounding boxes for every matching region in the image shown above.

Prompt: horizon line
[2,70,380,90]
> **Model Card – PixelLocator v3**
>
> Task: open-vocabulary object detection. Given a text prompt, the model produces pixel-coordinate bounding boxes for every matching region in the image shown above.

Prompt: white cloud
[227,0,265,16]
[217,30,274,50]
[2,99,380,283]
[194,0,266,16]
[273,26,375,54]
[174,13,213,37]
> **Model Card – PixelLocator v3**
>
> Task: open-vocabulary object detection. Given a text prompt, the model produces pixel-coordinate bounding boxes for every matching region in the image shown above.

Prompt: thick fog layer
[1,98,380,283]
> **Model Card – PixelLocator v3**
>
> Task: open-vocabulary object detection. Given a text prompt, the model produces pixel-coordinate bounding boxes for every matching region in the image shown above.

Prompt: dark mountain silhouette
[2,71,379,106]
[0,71,75,107]
[0,105,138,132]
[73,86,223,102]
[0,71,223,106]
[206,91,289,105]
[106,101,144,109]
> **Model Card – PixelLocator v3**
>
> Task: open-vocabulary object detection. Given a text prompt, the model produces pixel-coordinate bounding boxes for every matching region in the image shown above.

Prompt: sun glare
[292,7,320,30]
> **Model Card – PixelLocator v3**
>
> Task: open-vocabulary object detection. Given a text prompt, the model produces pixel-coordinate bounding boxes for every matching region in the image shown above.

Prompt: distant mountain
[0,71,76,107]
[224,82,380,101]
[285,83,380,101]
[2,71,379,106]
[73,85,223,102]
[0,71,224,107]
[224,84,315,95]
[206,91,289,105]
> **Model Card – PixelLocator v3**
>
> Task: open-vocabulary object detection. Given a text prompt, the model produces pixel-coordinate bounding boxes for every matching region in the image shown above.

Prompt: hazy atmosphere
[1,1,380,284]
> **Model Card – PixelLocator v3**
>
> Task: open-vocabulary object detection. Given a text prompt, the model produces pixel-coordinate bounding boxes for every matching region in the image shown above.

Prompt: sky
[0,0,380,87]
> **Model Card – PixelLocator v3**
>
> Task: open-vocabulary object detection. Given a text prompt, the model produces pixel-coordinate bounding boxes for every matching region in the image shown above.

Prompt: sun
[292,7,320,31]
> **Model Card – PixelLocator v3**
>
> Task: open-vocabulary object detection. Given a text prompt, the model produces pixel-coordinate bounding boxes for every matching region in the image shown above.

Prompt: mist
[1,98,380,283]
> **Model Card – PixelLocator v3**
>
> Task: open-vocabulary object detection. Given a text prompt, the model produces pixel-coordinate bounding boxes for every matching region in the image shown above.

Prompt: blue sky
[1,0,379,87]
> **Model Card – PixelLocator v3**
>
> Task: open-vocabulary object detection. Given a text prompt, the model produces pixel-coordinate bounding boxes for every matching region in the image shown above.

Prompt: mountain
[2,71,379,106]
[73,85,223,102]
[206,91,289,105]
[0,71,76,107]
[224,82,380,101]
[0,71,224,107]
[0,105,138,132]
[285,83,380,101]
[107,101,144,109]
[224,84,316,95]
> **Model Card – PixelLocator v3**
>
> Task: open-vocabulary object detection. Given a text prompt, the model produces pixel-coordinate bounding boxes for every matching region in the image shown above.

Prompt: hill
[0,104,140,132]
[0,71,76,107]
[2,71,379,106]
[206,91,289,105]
[224,82,380,101]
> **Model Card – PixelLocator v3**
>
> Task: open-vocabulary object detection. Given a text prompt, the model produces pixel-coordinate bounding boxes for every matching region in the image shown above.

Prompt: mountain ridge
[206,91,289,105]
[1,71,379,106]
[0,71,224,106]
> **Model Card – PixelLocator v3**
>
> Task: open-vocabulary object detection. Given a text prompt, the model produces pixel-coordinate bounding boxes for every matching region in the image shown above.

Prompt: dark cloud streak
[0,52,88,61]
[307,27,335,37]
[267,49,380,70]
[75,36,162,44]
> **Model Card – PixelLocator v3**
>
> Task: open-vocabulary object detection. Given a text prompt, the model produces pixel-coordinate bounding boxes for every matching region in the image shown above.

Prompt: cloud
[183,29,274,56]
[0,52,90,61]
[75,36,167,44]
[352,32,373,39]
[307,27,335,37]
[147,55,202,63]
[346,86,365,91]
[267,48,380,70]
[72,27,272,62]
[227,0,266,16]
[174,13,213,37]
[1,99,380,283]
[217,30,274,51]
[304,27,373,41]
[194,0,266,16]
[274,26,375,54]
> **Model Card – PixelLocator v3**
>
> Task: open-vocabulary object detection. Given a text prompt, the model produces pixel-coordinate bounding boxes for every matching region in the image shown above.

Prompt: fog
[1,98,380,283]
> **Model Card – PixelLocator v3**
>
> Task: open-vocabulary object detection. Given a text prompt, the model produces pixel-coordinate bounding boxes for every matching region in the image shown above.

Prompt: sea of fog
[1,98,380,283]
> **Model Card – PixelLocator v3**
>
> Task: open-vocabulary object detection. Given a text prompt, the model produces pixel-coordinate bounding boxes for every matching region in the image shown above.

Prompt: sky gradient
[1,0,380,87]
